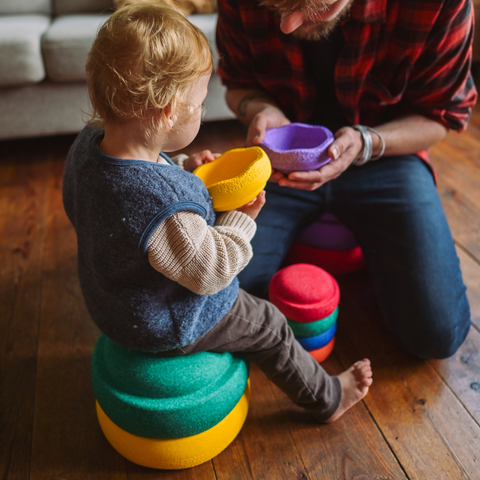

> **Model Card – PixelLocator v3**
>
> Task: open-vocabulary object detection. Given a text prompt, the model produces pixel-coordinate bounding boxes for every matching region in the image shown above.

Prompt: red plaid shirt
[217,0,477,139]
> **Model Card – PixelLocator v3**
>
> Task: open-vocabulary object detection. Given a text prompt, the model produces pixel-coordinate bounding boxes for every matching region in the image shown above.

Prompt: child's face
[162,73,211,152]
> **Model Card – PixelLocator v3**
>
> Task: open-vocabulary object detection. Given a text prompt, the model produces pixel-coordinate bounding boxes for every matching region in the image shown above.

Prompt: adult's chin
[292,19,338,41]
[293,0,353,41]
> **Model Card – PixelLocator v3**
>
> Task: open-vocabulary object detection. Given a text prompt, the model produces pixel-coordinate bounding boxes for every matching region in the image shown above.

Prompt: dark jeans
[238,155,471,359]
[171,289,342,422]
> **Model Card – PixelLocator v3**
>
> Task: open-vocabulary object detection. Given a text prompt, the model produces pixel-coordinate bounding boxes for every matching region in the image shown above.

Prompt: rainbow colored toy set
[269,264,340,362]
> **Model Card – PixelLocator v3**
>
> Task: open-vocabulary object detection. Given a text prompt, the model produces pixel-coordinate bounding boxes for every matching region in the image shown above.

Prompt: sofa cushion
[54,0,114,15]
[42,12,219,83]
[42,15,109,82]
[0,81,90,140]
[0,0,51,15]
[0,16,50,87]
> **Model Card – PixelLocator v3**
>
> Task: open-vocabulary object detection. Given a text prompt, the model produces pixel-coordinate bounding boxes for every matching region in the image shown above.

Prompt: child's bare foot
[325,358,373,423]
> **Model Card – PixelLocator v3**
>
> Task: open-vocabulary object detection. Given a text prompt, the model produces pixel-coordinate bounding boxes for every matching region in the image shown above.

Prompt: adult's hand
[246,105,291,146]
[273,126,363,190]
[225,89,291,147]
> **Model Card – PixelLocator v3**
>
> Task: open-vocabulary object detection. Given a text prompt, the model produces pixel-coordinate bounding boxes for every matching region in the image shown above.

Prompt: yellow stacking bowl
[96,381,251,470]
[193,147,272,211]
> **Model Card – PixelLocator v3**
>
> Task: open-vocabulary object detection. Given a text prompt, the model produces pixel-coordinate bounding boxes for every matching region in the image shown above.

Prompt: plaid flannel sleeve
[404,0,477,131]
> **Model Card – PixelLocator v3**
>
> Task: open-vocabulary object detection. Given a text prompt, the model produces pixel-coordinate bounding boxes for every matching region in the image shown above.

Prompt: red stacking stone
[283,242,366,276]
[268,264,340,323]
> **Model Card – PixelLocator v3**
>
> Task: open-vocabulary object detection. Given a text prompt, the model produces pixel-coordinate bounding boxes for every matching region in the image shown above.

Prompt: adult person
[216,0,477,359]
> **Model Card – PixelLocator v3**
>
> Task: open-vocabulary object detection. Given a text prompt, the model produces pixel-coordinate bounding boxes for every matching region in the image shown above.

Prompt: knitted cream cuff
[171,154,189,170]
[215,210,257,242]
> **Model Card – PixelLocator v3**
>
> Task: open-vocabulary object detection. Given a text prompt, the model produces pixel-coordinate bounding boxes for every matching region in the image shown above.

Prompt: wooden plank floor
[1,92,480,479]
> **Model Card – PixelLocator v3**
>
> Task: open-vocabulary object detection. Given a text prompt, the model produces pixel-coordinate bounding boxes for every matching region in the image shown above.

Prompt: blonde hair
[114,0,218,16]
[85,2,213,139]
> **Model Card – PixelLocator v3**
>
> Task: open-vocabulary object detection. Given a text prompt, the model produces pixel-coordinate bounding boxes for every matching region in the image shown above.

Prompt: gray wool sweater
[62,126,239,352]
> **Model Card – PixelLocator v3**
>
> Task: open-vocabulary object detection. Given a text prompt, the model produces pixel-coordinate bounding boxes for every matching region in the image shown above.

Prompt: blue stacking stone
[296,322,337,352]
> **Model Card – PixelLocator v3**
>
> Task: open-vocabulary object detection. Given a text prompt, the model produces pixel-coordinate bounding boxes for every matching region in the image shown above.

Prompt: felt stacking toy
[193,146,272,211]
[284,213,366,276]
[260,123,334,174]
[268,264,340,362]
[91,334,250,469]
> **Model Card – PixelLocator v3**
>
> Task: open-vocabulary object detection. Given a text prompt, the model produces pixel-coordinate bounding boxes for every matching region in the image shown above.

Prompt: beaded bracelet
[352,125,386,166]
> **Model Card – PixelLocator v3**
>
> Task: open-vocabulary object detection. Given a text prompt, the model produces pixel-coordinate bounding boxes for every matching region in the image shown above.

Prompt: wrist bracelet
[352,125,371,166]
[368,126,386,161]
[352,125,386,166]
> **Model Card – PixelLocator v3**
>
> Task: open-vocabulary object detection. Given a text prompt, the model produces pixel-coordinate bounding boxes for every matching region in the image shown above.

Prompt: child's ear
[163,106,175,130]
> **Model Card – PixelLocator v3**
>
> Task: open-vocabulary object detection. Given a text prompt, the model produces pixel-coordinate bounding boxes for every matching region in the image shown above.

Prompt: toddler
[62,2,372,423]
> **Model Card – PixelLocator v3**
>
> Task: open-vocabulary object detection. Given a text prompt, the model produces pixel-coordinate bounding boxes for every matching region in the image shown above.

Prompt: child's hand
[236,191,266,220]
[184,150,220,172]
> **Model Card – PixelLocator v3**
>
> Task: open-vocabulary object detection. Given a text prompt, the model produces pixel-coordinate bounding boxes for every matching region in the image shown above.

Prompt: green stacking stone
[91,334,249,439]
[287,307,338,337]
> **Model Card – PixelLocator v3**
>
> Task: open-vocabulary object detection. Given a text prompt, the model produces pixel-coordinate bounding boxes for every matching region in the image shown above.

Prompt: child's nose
[279,11,305,34]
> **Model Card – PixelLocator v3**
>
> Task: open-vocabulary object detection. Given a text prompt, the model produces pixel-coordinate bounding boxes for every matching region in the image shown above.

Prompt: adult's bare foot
[325,358,373,423]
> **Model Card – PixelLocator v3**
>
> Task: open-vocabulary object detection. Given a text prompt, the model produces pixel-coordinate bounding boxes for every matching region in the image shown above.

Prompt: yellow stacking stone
[96,381,251,470]
[194,147,271,211]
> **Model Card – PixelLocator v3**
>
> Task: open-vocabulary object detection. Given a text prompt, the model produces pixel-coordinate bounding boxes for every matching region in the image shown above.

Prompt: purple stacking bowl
[260,123,334,174]
[296,213,359,251]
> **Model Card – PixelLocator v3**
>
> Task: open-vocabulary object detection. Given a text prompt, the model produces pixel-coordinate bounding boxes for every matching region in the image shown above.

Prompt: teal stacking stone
[287,307,338,337]
[91,334,249,439]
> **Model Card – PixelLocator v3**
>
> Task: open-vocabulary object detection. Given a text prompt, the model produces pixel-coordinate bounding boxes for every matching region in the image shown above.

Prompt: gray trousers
[170,289,341,422]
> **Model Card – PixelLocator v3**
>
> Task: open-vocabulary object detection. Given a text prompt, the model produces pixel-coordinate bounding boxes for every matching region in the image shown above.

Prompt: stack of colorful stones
[268,263,340,362]
[91,334,250,469]
[284,213,366,276]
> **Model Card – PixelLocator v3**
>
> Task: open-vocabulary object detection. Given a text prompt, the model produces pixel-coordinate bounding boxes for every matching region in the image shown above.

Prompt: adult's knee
[394,314,471,360]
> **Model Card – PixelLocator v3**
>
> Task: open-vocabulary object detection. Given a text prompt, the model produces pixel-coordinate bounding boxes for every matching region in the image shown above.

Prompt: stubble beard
[292,0,353,41]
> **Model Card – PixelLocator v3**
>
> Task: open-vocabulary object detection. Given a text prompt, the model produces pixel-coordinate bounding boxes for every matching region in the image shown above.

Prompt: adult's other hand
[274,126,363,190]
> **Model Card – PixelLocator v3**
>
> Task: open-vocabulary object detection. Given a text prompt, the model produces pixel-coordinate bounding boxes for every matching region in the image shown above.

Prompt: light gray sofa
[0,0,233,141]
